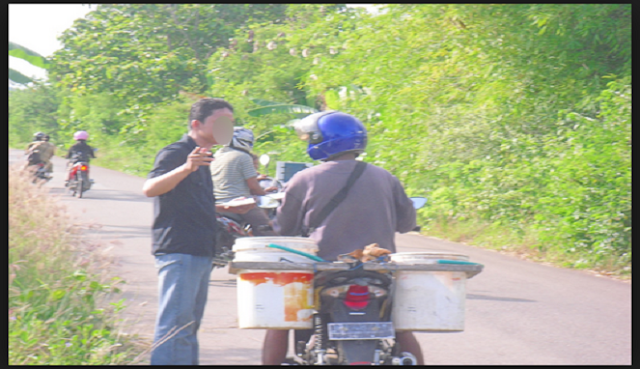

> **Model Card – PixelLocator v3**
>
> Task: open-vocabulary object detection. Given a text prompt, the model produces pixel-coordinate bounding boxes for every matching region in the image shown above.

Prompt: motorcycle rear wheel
[76,175,83,198]
[67,178,76,196]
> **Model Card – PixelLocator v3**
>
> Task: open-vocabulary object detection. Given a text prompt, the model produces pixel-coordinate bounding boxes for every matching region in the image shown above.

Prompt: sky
[9,4,95,84]
[9,4,379,87]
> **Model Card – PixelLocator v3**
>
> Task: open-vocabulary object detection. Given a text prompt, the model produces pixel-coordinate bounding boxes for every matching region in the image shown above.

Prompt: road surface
[8,149,631,365]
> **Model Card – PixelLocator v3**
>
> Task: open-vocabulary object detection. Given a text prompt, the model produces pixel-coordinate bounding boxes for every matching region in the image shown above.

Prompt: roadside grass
[8,164,149,364]
[422,216,631,280]
[89,143,153,178]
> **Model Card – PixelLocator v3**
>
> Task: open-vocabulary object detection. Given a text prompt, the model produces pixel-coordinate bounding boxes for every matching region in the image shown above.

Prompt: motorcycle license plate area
[327,322,395,340]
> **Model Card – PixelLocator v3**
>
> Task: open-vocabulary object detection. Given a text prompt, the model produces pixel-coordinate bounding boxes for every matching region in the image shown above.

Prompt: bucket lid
[390,252,469,264]
[233,236,319,253]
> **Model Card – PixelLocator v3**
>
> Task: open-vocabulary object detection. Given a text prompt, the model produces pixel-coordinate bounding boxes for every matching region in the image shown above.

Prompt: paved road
[9,149,631,365]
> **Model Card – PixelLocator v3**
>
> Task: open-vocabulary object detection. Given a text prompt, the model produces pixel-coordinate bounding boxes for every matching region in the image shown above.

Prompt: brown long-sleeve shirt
[274,160,416,261]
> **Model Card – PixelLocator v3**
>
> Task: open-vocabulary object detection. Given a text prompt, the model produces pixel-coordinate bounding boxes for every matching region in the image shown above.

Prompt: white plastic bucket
[233,237,318,329]
[390,252,469,331]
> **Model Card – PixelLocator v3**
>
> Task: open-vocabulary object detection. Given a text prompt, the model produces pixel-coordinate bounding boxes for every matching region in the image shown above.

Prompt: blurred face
[192,108,234,146]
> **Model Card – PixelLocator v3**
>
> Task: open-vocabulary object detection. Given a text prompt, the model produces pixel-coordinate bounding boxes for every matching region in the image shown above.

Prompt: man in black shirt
[143,98,253,365]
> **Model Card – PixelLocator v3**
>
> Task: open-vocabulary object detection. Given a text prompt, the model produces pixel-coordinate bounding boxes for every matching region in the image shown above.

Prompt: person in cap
[210,126,278,236]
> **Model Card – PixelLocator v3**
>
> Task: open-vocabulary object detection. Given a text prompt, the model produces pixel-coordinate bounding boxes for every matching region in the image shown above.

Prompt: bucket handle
[279,257,295,263]
[267,244,325,262]
[436,259,483,266]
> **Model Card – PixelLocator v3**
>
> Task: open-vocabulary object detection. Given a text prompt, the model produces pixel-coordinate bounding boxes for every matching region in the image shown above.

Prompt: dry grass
[9,164,148,364]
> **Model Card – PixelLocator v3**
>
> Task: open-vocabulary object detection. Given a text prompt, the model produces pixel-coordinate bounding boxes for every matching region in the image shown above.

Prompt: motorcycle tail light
[322,285,386,298]
[343,284,369,310]
[80,165,88,171]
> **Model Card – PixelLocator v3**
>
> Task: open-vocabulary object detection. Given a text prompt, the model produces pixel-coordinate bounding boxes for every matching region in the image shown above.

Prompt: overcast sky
[9,4,95,84]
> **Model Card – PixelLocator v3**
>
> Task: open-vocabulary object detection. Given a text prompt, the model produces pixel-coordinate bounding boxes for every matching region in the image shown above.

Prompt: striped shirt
[210,146,257,204]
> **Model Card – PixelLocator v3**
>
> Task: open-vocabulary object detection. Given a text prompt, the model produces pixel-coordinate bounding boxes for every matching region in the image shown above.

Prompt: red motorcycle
[65,153,94,198]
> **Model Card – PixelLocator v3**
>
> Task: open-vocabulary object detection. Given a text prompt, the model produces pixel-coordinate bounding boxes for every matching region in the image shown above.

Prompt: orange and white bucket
[232,237,318,329]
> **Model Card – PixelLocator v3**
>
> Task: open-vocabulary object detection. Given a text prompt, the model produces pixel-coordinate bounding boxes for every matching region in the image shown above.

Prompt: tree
[9,81,61,145]
[208,4,631,271]
[49,4,289,104]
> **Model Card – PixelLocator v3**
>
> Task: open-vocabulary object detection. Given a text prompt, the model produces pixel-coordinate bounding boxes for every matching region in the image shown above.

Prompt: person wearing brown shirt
[262,111,424,365]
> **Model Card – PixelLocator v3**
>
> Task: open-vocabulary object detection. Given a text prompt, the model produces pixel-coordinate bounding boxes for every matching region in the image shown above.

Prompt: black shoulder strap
[302,161,367,237]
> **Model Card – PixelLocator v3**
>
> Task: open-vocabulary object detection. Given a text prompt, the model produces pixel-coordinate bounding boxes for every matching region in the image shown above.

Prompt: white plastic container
[390,252,470,332]
[233,237,318,329]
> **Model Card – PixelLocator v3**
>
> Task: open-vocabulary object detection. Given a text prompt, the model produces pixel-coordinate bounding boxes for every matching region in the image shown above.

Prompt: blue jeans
[150,253,213,365]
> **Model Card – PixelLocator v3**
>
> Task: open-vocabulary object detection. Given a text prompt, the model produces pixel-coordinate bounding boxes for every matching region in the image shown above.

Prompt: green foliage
[9,42,50,68]
[9,68,34,85]
[247,103,318,117]
[209,3,630,273]
[9,41,50,85]
[9,81,62,147]
[49,4,288,104]
[9,4,631,274]
[57,92,128,143]
[43,4,291,173]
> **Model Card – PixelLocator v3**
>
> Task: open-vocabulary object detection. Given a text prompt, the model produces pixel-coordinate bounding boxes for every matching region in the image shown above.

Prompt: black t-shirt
[148,134,217,257]
[66,141,96,162]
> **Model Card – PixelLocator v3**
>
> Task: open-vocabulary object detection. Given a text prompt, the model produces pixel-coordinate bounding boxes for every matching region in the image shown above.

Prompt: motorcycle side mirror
[410,197,427,210]
[259,154,270,168]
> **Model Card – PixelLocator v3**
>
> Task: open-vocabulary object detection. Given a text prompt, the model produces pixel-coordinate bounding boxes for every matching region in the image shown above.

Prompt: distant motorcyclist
[38,134,57,174]
[25,132,55,173]
[23,132,45,171]
[66,131,96,163]
[210,127,278,236]
[65,131,96,183]
[26,132,45,153]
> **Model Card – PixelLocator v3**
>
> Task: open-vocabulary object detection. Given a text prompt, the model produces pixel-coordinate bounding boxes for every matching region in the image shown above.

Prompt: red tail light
[343,284,369,310]
[80,165,88,171]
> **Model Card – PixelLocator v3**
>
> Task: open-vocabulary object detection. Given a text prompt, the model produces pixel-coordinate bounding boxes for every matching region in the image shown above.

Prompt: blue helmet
[294,111,367,161]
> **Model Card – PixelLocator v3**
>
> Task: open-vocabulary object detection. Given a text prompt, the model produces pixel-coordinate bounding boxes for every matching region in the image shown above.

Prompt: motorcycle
[24,150,52,184]
[32,162,52,183]
[283,197,428,366]
[257,176,285,220]
[65,152,95,198]
[213,191,284,269]
[257,153,285,219]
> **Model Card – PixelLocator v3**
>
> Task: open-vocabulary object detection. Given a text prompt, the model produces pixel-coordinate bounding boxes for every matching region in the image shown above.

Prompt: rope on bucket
[267,243,325,262]
[436,259,484,266]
